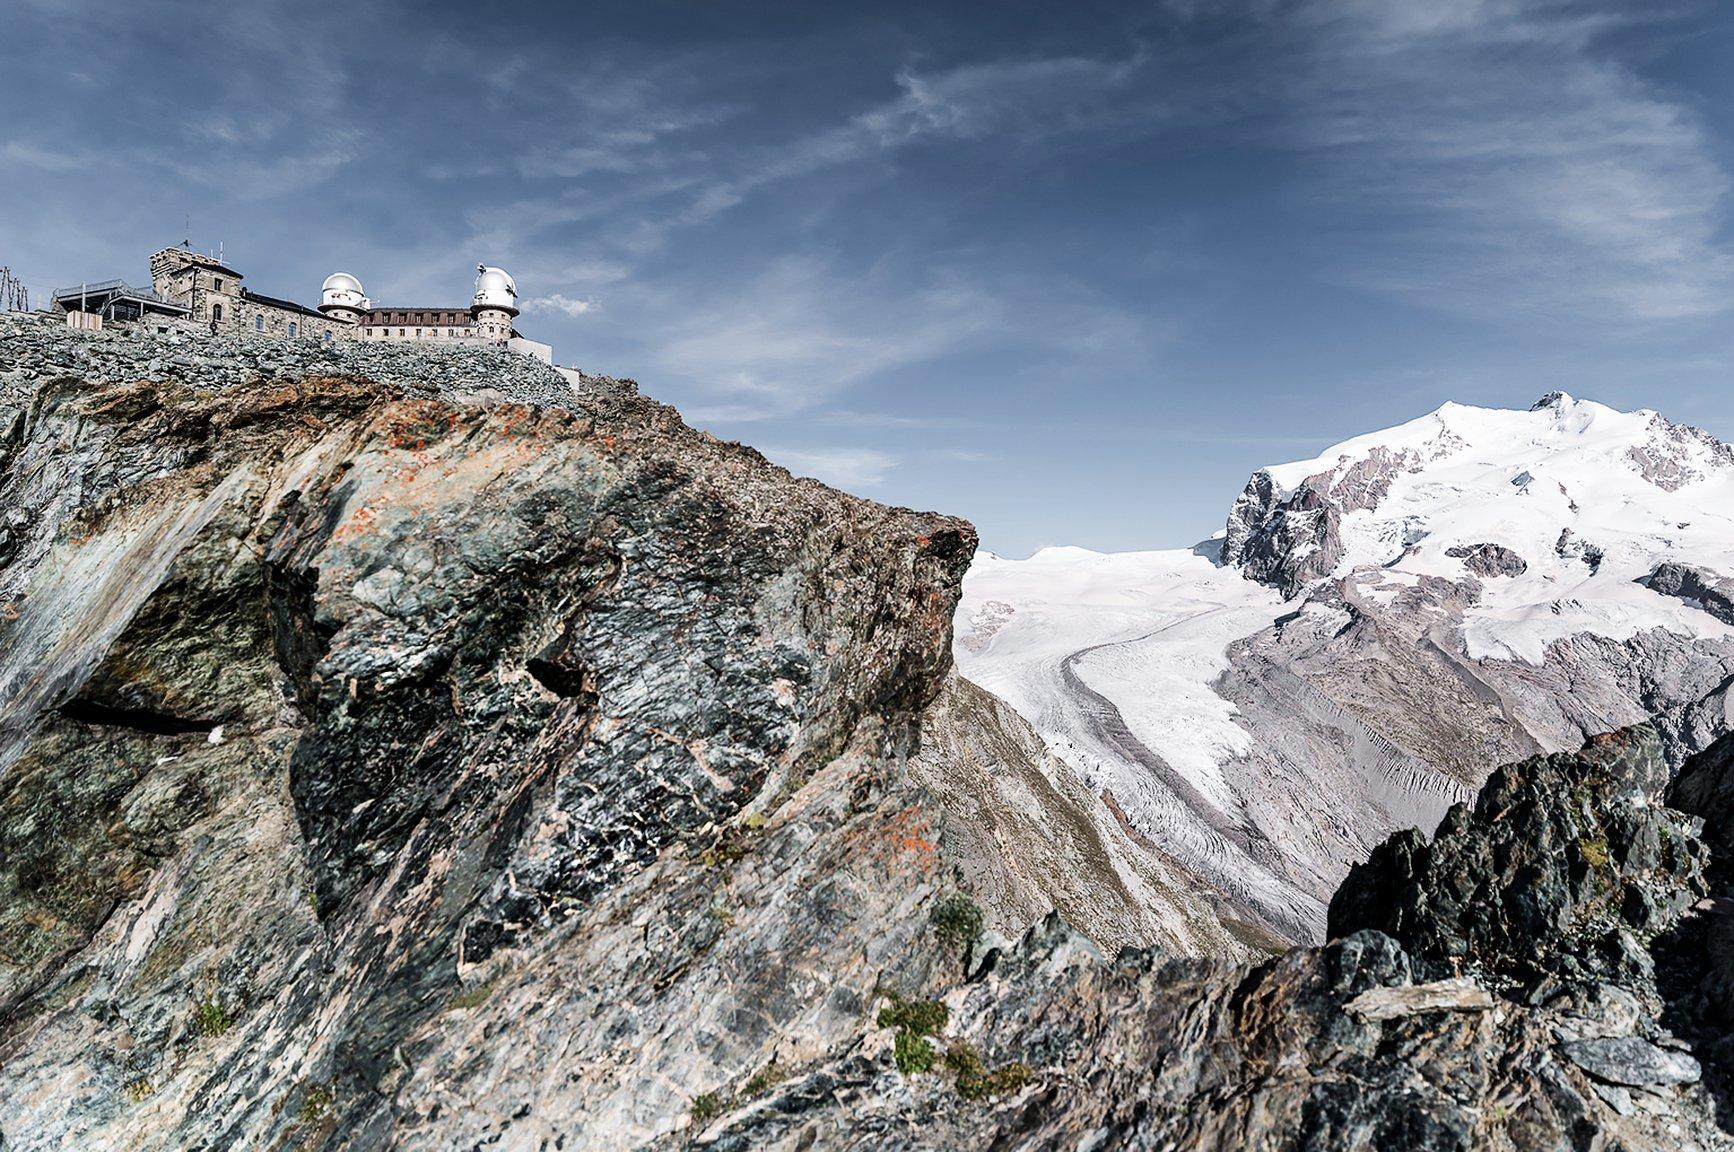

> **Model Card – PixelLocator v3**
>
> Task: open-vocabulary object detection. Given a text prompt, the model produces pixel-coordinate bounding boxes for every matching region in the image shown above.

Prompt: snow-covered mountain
[956,393,1734,944]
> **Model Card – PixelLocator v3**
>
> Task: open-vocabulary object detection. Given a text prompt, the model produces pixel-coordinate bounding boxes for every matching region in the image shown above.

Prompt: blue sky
[3,1,1731,557]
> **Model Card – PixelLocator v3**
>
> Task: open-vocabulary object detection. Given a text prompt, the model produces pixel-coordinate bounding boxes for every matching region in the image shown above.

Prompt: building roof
[168,259,246,280]
[51,280,190,316]
[239,288,328,320]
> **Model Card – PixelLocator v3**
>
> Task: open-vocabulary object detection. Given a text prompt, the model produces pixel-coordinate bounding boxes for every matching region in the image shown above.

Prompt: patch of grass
[893,1030,938,1074]
[123,1077,154,1103]
[742,1060,788,1098]
[299,1083,334,1123]
[690,1091,726,1125]
[447,979,496,1011]
[708,903,735,926]
[193,997,231,1038]
[930,894,984,953]
[877,994,949,1036]
[943,1040,1032,1100]
[1579,834,1610,870]
[878,994,950,1075]
[700,822,762,868]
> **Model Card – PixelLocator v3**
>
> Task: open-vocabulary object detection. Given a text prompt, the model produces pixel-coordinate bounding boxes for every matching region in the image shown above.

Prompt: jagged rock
[0,327,978,1151]
[1223,477,1344,599]
[1561,1035,1702,1087]
[1343,975,1493,1020]
[1643,562,1734,626]
[1446,541,1528,577]
[8,324,1734,1151]
[1328,726,1709,986]
[684,729,1734,1152]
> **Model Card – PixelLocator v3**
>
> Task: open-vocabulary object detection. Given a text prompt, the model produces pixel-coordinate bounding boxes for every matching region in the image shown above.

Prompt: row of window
[364,327,478,338]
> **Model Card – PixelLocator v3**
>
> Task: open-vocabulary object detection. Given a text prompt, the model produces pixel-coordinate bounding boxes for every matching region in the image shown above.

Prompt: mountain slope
[957,393,1734,942]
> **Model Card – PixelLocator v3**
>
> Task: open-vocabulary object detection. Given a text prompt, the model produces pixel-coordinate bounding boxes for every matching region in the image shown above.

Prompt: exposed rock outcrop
[0,321,982,1150]
[1644,562,1734,626]
[682,727,1734,1151]
[1446,540,1528,577]
[9,321,1734,1151]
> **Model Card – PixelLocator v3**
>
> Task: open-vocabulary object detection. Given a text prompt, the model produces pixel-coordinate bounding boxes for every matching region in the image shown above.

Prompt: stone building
[52,249,554,362]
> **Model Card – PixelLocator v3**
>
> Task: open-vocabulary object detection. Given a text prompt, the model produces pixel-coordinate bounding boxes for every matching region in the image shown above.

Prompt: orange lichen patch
[328,505,378,544]
[0,601,20,623]
[855,804,939,879]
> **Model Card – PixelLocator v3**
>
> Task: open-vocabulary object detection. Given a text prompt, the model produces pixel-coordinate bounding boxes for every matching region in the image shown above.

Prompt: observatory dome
[320,272,367,312]
[472,266,520,314]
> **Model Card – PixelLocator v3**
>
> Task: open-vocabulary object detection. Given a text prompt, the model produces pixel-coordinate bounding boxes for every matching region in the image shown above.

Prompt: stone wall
[0,310,613,408]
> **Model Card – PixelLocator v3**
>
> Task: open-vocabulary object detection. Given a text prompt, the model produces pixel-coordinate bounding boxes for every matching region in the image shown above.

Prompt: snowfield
[956,394,1734,941]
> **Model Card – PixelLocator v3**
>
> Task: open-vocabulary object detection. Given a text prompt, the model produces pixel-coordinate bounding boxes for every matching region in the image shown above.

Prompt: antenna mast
[0,267,28,313]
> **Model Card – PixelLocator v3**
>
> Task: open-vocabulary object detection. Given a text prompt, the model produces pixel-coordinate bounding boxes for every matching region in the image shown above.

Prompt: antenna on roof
[183,215,191,249]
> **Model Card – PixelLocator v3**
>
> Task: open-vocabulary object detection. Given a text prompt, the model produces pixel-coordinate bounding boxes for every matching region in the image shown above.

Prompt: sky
[2,0,1731,558]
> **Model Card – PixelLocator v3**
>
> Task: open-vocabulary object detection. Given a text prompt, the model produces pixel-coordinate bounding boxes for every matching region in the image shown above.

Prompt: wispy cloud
[1286,0,1732,321]
[760,445,898,490]
[523,293,597,317]
[631,253,1151,418]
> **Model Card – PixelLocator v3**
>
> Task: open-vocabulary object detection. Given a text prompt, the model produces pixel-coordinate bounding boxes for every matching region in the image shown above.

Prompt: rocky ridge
[5,321,1734,1150]
[683,725,1734,1151]
[0,320,985,1149]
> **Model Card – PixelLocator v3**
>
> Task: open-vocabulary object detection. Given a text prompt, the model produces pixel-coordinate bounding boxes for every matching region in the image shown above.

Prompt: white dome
[472,265,520,314]
[321,271,367,312]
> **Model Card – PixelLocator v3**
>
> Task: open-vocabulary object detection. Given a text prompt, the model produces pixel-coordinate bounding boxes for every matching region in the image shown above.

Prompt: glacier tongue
[957,393,1734,945]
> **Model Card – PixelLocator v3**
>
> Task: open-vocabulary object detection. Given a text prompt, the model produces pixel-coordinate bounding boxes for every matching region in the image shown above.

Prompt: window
[398,328,405,337]
[255,315,264,332]
[415,328,422,337]
[288,322,298,338]
[214,278,224,292]
[324,331,334,344]
[212,303,223,321]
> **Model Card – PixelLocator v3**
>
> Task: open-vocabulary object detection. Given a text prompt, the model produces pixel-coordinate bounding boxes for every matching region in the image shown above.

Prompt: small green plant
[1579,835,1610,870]
[742,1060,788,1098]
[930,893,984,953]
[299,1083,334,1123]
[123,1077,154,1103]
[700,823,762,868]
[447,979,496,1011]
[943,1040,1032,1100]
[708,903,735,926]
[193,997,232,1038]
[690,1092,726,1124]
[893,1029,938,1074]
[877,994,950,1075]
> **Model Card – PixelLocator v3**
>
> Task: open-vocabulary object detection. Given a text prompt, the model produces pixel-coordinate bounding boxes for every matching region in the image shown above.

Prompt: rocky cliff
[0,316,983,1149]
[6,316,1734,1152]
[688,724,1734,1151]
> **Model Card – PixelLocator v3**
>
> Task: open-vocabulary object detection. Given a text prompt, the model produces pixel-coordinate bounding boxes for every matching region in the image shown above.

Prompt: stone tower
[470,265,519,345]
[319,272,368,325]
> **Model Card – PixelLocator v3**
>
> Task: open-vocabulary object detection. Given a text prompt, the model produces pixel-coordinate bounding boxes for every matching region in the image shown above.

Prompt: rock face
[1445,541,1528,577]
[1644,562,1734,626]
[1329,726,1706,987]
[8,320,1734,1152]
[676,727,1734,1151]
[0,320,983,1150]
